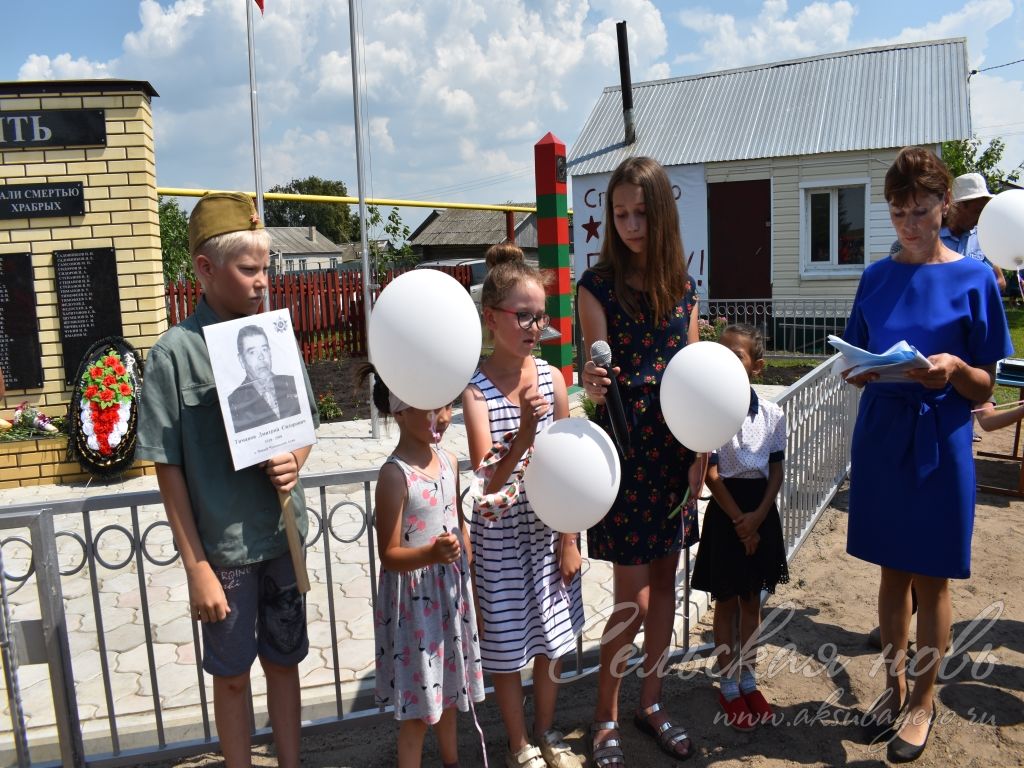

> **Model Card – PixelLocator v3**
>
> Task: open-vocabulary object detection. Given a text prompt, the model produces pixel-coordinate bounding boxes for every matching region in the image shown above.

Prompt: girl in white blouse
[690,324,789,733]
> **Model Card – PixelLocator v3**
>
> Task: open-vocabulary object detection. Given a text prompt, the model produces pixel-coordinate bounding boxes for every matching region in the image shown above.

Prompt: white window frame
[799,177,870,279]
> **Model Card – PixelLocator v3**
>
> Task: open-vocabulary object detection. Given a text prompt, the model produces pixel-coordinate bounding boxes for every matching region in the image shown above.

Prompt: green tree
[158,195,192,283]
[942,136,1022,191]
[264,176,358,245]
[363,205,416,281]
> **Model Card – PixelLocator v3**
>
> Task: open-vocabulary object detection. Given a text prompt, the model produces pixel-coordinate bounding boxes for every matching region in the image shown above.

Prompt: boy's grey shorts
[201,552,308,677]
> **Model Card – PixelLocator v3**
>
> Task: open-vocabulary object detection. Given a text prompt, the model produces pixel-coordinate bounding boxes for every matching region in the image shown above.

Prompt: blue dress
[843,256,1012,578]
[578,269,698,565]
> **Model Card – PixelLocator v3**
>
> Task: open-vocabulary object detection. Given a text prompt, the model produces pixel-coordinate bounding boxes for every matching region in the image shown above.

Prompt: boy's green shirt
[136,297,320,567]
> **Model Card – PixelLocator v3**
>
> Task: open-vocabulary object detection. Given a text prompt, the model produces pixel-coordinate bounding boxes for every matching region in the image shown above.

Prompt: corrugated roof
[267,226,348,257]
[408,205,534,247]
[568,38,971,174]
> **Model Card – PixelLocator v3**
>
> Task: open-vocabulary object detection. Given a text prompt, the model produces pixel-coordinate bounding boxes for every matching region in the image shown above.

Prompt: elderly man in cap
[942,172,1006,292]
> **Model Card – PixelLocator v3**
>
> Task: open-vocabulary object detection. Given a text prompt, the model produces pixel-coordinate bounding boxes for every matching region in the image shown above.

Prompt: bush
[697,317,727,342]
[316,392,343,422]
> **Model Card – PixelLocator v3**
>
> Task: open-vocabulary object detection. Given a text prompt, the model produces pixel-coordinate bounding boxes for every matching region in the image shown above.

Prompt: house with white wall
[568,37,971,308]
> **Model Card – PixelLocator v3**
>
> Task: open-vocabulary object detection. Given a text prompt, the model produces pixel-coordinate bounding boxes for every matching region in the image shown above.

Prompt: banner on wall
[570,164,708,300]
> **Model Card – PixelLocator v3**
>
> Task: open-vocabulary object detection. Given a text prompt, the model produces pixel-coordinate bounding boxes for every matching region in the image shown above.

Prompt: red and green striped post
[534,132,572,386]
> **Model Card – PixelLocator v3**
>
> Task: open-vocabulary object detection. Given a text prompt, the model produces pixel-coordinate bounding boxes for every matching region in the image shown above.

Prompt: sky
[2,0,1024,233]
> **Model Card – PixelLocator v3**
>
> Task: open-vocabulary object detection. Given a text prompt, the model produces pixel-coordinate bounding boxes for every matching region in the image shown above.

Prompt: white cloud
[968,73,1024,170]
[872,0,1013,64]
[676,0,856,70]
[18,53,113,80]
[123,0,205,57]
[369,116,395,153]
[438,86,477,122]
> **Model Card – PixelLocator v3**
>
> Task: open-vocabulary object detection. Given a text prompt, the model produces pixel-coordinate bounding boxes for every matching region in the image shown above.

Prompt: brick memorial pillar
[0,80,164,486]
[534,132,573,387]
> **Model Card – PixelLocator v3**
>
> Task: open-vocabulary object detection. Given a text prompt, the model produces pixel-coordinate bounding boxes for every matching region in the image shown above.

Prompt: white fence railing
[702,298,855,357]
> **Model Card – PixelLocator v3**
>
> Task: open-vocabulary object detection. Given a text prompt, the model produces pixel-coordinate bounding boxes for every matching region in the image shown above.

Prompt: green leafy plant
[698,317,727,342]
[316,392,343,422]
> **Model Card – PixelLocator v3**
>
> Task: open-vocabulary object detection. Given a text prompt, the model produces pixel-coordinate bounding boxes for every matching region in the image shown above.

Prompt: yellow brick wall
[0,82,164,487]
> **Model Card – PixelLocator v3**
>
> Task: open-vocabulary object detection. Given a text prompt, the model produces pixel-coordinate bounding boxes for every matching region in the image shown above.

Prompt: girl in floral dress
[578,156,701,765]
[367,365,484,768]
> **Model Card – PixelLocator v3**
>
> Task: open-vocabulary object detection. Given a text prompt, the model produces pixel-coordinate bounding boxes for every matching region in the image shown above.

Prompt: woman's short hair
[884,147,952,207]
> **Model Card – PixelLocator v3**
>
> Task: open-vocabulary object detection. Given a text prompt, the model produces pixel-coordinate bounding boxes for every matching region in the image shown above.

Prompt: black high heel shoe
[887,706,936,763]
[861,689,908,744]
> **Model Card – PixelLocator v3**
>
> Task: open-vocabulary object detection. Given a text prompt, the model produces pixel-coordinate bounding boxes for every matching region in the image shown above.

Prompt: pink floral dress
[578,269,698,565]
[373,449,485,722]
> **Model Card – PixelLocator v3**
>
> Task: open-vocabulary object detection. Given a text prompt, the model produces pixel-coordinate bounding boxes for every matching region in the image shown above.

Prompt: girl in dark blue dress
[842,147,1012,763]
[578,157,700,765]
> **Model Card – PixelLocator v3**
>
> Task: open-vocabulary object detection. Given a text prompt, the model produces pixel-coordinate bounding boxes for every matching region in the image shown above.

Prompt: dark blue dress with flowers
[578,269,697,565]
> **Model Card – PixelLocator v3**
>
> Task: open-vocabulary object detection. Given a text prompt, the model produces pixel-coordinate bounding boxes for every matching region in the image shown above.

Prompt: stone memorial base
[0,435,154,488]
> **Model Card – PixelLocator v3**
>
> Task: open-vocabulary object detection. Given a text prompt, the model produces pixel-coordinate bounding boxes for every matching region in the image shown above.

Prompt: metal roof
[568,38,971,175]
[408,205,534,247]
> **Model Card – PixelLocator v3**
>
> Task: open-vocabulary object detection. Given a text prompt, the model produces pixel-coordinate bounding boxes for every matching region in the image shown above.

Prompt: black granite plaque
[0,110,106,148]
[54,248,123,385]
[0,182,85,220]
[0,253,43,389]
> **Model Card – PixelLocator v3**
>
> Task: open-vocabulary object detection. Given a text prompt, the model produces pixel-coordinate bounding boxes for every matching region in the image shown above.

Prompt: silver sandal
[589,721,626,767]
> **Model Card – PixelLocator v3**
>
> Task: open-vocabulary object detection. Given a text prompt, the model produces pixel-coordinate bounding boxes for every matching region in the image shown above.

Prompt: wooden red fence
[165,265,472,364]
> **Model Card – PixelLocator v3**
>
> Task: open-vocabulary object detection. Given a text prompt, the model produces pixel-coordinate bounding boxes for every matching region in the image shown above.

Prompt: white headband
[388,392,411,413]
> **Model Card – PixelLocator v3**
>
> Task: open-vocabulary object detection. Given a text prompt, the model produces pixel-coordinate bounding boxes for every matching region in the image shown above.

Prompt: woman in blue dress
[842,147,1012,762]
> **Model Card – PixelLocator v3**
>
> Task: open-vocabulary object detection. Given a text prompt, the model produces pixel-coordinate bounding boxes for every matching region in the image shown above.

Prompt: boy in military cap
[137,192,318,767]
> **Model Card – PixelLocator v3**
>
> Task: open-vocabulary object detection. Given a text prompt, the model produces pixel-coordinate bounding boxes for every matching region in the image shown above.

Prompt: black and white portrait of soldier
[227,325,302,433]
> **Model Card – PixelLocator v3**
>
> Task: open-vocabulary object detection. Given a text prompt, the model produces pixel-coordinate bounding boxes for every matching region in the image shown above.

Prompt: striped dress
[468,358,585,673]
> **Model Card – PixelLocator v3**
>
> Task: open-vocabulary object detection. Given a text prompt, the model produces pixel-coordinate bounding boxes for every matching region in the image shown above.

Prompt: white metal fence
[702,298,855,357]
[0,356,858,767]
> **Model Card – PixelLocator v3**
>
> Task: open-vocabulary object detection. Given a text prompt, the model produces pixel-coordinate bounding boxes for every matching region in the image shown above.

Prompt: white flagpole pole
[246,0,266,225]
[348,0,379,437]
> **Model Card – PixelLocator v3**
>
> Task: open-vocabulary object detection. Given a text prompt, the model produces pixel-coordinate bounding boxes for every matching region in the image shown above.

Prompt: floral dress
[374,449,485,722]
[578,269,698,565]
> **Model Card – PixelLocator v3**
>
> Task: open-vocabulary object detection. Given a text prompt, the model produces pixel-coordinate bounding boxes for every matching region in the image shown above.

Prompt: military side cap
[188,192,263,255]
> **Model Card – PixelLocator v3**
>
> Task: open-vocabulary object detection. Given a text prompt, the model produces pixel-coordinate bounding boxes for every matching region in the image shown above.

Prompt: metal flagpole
[349,0,379,437]
[246,0,270,306]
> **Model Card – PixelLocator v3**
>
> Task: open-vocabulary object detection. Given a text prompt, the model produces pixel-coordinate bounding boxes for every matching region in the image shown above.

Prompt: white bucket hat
[951,172,993,202]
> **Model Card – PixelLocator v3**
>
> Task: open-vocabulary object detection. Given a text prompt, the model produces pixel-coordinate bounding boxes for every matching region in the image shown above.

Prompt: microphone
[590,340,630,454]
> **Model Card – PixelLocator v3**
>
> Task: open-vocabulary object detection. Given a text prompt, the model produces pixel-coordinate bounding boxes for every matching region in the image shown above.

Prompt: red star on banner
[582,215,601,242]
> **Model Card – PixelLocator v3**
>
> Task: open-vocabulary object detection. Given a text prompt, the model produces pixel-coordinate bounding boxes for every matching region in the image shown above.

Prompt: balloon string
[668,451,710,519]
[972,398,1024,412]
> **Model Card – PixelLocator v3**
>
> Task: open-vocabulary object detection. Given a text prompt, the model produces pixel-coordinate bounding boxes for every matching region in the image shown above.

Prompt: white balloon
[977,189,1024,271]
[368,270,482,410]
[660,341,750,452]
[523,418,621,533]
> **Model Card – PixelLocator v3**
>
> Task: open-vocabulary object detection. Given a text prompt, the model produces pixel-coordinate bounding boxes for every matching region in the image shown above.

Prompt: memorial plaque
[0,110,106,149]
[0,182,85,220]
[0,253,44,389]
[54,248,123,385]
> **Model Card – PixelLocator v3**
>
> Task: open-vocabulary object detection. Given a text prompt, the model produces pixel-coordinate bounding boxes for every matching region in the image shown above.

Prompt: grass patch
[996,303,1023,406]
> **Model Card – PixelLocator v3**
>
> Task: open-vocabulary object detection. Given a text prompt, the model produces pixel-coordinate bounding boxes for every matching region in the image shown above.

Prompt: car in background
[414,257,488,310]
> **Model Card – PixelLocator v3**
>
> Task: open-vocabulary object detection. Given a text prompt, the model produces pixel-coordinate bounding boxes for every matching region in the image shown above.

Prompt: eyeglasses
[493,306,551,331]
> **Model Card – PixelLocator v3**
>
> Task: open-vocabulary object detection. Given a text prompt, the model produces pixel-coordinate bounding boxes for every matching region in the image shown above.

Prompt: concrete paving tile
[339,578,373,601]
[174,642,198,666]
[99,623,150,654]
[117,584,169,610]
[152,615,198,646]
[68,647,105,682]
[116,641,177,676]
[146,567,189,589]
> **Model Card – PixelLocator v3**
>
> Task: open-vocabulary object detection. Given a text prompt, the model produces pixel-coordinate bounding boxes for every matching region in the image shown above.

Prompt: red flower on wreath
[104,355,118,367]
[100,389,115,402]
[119,383,132,396]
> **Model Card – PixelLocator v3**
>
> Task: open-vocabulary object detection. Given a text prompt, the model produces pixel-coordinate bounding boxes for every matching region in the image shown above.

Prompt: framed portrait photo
[203,308,316,470]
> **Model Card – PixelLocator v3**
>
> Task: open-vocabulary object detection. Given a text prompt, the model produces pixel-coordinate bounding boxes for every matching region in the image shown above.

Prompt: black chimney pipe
[616,21,636,145]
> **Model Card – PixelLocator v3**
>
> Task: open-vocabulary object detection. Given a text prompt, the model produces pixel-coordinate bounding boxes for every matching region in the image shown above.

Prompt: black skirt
[690,476,789,601]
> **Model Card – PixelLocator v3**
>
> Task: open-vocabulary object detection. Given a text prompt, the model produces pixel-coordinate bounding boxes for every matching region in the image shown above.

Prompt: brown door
[708,180,771,299]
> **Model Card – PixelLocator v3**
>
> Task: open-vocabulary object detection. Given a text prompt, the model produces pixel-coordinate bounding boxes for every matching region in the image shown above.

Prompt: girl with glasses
[463,243,585,768]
